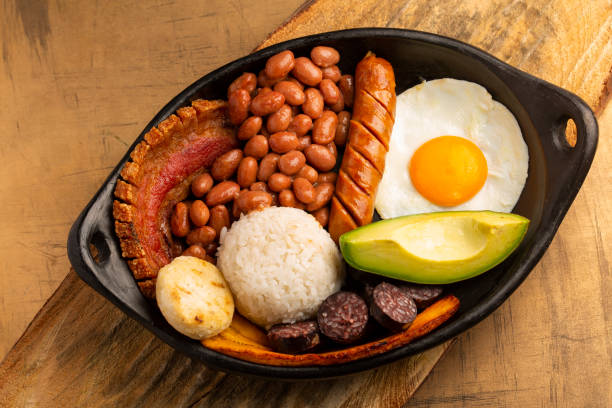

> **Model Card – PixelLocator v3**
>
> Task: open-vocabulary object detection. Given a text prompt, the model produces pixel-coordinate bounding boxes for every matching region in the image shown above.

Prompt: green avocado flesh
[339,211,530,284]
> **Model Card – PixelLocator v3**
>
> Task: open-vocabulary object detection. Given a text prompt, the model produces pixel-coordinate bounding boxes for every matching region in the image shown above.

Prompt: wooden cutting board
[1,0,610,407]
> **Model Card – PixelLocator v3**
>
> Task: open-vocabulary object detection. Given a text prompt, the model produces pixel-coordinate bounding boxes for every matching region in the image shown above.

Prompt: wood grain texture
[1,0,611,406]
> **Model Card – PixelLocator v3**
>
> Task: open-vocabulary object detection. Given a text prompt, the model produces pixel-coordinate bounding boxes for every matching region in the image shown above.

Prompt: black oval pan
[67,28,598,380]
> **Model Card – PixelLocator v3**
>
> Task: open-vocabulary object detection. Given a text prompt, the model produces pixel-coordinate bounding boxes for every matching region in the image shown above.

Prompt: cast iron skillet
[67,28,598,380]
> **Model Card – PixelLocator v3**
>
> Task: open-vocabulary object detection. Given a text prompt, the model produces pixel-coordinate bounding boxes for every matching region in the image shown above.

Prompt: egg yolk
[409,136,488,207]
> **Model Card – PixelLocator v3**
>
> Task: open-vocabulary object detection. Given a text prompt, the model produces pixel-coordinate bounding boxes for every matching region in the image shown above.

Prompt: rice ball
[217,207,344,329]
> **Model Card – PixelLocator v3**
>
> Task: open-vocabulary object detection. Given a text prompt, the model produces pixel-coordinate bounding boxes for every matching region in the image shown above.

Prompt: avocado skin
[339,211,530,284]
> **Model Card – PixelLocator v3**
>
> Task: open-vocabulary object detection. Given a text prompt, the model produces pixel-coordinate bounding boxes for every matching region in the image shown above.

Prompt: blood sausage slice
[401,284,444,309]
[317,291,368,344]
[370,282,417,331]
[267,320,320,354]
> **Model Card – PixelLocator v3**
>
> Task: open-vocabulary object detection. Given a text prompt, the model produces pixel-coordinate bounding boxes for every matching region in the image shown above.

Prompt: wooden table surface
[1,0,611,406]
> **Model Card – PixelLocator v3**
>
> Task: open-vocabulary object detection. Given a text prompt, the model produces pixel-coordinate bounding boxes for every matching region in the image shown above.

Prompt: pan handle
[67,179,145,304]
[548,87,599,157]
[499,68,599,202]
[514,71,598,161]
[68,192,115,290]
[543,83,599,209]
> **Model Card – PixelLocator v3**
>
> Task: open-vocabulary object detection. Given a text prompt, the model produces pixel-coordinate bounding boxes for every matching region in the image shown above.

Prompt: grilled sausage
[328,52,395,242]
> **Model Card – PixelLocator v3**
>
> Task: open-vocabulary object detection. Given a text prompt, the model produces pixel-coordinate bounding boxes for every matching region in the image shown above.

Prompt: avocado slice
[339,211,529,284]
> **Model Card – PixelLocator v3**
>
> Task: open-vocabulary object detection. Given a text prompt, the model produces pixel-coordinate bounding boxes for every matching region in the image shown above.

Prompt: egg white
[375,78,529,219]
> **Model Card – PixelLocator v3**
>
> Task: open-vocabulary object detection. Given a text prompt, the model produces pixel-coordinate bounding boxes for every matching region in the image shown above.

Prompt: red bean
[269,192,279,206]
[232,196,243,219]
[237,157,258,188]
[278,189,304,209]
[293,177,315,204]
[306,182,334,211]
[296,165,318,184]
[186,226,216,246]
[287,114,313,137]
[317,172,337,185]
[326,141,338,158]
[329,90,344,112]
[304,144,336,171]
[266,104,293,133]
[228,72,257,97]
[237,191,273,213]
[182,244,208,260]
[250,90,285,116]
[243,135,269,159]
[257,70,284,88]
[205,242,218,256]
[209,205,230,238]
[171,202,190,237]
[312,207,329,227]
[206,181,240,207]
[269,131,299,153]
[286,77,304,90]
[257,153,280,181]
[338,75,354,108]
[310,46,340,68]
[170,240,184,259]
[274,81,306,106]
[265,50,295,79]
[228,89,250,125]
[292,57,323,86]
[211,149,243,181]
[268,173,292,192]
[319,79,341,105]
[335,111,350,146]
[278,150,306,176]
[250,181,271,193]
[189,200,210,227]
[312,111,338,144]
[257,86,273,96]
[191,173,213,198]
[321,65,341,82]
[238,116,262,140]
[297,135,312,151]
[302,88,324,119]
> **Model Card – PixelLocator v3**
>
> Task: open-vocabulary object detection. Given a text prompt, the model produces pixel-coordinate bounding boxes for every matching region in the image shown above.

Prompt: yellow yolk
[409,136,488,207]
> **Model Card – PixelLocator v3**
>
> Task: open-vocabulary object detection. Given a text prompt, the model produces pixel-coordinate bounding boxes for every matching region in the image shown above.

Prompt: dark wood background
[1,0,610,406]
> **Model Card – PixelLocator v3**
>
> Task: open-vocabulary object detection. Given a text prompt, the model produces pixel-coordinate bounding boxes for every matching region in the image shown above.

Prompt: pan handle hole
[563,118,577,148]
[89,231,110,265]
[554,117,578,151]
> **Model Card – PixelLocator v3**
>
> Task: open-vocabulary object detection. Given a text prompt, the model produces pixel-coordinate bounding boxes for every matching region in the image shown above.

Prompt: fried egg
[375,78,528,218]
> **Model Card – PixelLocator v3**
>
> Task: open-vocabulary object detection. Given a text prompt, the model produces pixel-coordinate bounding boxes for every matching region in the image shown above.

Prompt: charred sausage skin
[329,53,396,242]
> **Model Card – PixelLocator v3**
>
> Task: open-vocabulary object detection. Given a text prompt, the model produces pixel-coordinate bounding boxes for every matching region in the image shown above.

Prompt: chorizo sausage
[340,145,380,195]
[328,52,395,242]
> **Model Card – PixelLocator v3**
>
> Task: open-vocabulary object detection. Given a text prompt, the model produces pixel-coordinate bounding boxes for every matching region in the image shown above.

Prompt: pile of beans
[169,46,355,262]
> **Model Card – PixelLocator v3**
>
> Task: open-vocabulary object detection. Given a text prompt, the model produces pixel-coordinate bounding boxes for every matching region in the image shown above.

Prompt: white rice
[217,206,344,329]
